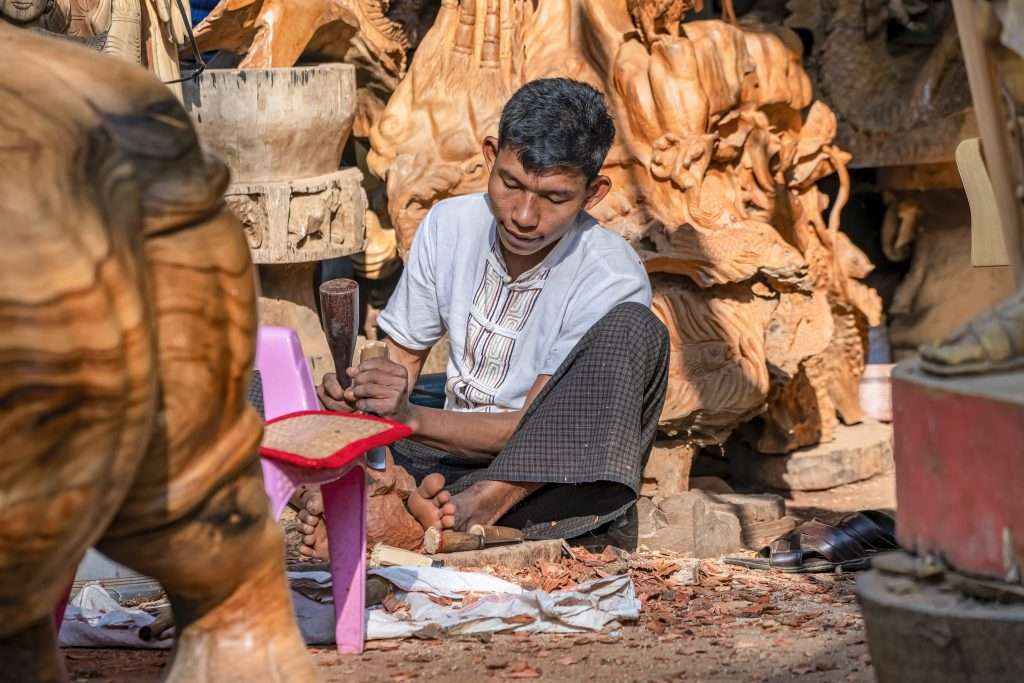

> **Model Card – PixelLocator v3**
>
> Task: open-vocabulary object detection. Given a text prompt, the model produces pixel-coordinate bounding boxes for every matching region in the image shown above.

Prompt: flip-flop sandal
[725,510,897,573]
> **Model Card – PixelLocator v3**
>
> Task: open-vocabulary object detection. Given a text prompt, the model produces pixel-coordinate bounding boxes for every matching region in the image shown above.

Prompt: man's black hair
[497,78,615,181]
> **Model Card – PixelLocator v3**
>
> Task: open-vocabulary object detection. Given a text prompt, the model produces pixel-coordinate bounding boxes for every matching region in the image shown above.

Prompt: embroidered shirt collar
[488,215,582,285]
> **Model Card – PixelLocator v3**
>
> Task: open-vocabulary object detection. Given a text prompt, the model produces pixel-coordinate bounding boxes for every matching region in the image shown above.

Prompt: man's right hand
[317,372,353,412]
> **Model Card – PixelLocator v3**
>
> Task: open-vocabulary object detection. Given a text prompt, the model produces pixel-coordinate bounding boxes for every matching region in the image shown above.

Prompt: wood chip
[502,661,543,679]
[502,614,537,625]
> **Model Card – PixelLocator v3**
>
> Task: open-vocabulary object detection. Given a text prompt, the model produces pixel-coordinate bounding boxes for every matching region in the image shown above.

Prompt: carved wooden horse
[0,24,317,683]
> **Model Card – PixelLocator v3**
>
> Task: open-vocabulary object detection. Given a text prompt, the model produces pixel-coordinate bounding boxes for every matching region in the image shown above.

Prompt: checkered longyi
[392,302,669,540]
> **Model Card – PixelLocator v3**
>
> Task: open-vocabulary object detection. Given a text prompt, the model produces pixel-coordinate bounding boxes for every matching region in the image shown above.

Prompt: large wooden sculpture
[0,0,190,87]
[191,0,416,136]
[367,0,880,452]
[0,25,316,683]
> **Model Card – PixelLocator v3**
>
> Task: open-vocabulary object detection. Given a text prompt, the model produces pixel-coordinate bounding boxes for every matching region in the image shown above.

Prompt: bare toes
[300,489,324,516]
[418,473,446,499]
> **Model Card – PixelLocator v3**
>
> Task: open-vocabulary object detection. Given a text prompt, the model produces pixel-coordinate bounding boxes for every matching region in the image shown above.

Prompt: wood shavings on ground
[65,542,875,682]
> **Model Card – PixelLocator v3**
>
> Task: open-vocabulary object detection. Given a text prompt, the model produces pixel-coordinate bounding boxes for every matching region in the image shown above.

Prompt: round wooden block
[731,420,893,491]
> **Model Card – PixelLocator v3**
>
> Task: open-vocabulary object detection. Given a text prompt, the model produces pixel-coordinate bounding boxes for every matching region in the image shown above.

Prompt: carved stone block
[226,168,368,265]
[637,492,744,558]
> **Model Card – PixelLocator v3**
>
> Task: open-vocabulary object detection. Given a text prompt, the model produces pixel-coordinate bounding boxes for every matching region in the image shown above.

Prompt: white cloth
[378,193,651,413]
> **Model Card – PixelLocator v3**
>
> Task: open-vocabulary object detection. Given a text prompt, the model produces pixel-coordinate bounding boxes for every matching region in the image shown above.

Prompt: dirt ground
[63,474,894,683]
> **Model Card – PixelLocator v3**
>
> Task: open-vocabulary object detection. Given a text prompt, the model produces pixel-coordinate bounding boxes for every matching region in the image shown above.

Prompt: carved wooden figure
[785,0,971,167]
[0,0,189,88]
[0,25,316,683]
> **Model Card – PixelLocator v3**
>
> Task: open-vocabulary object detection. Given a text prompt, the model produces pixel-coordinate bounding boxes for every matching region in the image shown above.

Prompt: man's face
[0,0,49,23]
[483,137,610,257]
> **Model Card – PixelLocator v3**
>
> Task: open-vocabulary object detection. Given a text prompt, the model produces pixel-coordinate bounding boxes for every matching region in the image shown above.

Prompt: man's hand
[344,357,414,424]
[317,373,354,412]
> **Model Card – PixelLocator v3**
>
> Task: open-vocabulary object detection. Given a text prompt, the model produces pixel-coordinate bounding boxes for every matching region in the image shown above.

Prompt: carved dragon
[786,0,972,167]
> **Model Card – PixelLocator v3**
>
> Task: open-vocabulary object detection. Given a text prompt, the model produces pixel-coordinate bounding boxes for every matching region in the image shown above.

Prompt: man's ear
[482,136,499,171]
[582,175,612,211]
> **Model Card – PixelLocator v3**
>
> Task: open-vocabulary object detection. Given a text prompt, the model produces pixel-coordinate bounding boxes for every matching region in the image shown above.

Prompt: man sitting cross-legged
[300,77,669,558]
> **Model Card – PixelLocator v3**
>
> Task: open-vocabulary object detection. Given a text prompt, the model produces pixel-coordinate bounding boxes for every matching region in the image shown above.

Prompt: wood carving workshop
[2,0,1023,681]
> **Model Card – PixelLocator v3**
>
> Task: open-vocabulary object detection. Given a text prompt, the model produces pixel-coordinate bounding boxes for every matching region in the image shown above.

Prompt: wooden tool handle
[468,524,524,543]
[423,527,484,554]
[359,340,389,362]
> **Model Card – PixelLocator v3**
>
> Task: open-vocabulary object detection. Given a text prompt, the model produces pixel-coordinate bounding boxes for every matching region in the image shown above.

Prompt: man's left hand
[344,357,414,424]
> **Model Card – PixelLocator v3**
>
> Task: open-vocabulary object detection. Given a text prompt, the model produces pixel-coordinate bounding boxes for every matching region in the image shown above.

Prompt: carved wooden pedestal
[184,65,367,381]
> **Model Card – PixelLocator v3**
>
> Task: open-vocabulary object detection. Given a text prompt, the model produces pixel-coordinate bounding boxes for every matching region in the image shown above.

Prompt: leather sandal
[724,510,897,573]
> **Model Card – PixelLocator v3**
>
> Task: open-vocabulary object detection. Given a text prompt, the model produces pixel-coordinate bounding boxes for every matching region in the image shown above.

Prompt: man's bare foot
[449,480,541,530]
[297,488,328,561]
[407,473,456,531]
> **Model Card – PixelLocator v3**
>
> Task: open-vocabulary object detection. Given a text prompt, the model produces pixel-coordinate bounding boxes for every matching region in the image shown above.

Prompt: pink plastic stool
[255,326,410,654]
[255,326,321,420]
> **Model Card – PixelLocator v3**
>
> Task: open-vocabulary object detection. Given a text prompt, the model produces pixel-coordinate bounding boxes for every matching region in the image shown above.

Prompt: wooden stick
[139,606,174,641]
[952,0,1024,277]
[369,543,439,568]
[468,524,525,543]
[423,528,484,554]
[360,340,389,362]
[359,341,390,470]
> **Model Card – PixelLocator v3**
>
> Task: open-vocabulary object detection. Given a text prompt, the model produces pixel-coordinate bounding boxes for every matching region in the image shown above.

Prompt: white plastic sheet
[58,584,171,649]
[58,567,640,647]
[290,567,639,642]
[366,572,639,640]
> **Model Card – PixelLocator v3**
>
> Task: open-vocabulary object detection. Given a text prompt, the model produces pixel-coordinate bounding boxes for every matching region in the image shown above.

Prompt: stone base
[229,167,367,264]
[637,489,786,557]
[858,567,1024,683]
[729,420,893,491]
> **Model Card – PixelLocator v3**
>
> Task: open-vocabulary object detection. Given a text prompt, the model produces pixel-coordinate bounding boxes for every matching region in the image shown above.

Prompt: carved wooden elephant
[0,25,317,683]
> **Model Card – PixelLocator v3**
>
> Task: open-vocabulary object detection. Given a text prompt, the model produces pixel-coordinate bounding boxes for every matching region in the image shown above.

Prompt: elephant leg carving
[97,212,317,683]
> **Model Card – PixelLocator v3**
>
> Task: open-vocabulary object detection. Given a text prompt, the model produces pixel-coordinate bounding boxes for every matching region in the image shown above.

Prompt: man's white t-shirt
[378,192,652,413]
